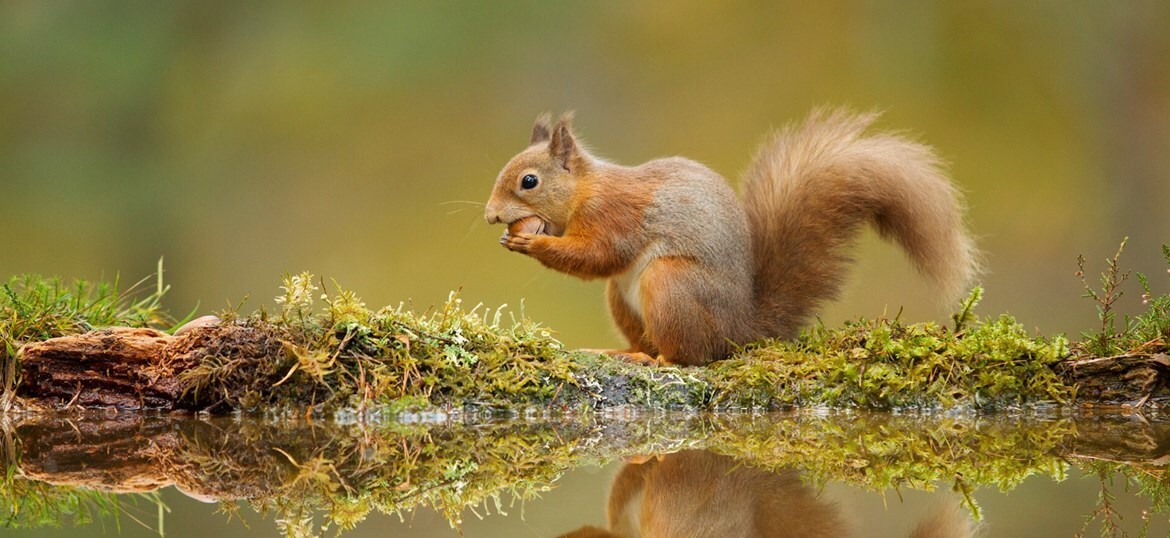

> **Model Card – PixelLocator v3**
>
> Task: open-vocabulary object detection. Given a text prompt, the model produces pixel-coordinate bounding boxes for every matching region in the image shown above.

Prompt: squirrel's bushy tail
[742,108,979,339]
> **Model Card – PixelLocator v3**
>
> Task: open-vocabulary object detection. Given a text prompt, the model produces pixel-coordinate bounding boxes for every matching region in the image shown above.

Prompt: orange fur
[486,110,978,365]
[743,108,980,338]
[638,256,740,366]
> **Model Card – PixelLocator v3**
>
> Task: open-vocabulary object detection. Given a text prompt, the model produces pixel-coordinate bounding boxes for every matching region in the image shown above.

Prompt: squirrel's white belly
[614,248,659,320]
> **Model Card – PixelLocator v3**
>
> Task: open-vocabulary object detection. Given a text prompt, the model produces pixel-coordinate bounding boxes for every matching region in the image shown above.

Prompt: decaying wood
[18,328,189,409]
[1054,353,1170,407]
[17,324,282,411]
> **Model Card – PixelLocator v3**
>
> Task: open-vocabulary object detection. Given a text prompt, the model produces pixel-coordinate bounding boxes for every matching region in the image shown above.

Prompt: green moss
[226,280,1081,414]
[706,304,1072,410]
[173,282,584,415]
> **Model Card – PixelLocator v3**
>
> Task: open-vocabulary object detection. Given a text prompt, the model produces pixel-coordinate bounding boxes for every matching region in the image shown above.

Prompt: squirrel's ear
[530,112,552,145]
[548,112,577,170]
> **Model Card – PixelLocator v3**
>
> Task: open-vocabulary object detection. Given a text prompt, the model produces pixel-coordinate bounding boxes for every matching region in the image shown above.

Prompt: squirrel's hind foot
[579,348,669,367]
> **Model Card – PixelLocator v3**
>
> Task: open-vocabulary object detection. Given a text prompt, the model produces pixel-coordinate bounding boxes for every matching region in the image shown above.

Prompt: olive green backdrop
[3,2,1168,348]
[2,2,1169,536]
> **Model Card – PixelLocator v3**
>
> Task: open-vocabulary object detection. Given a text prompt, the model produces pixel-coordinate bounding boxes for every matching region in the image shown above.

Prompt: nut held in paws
[508,216,546,236]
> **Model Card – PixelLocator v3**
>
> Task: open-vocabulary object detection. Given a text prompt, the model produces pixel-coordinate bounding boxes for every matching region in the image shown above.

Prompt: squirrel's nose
[484,207,501,225]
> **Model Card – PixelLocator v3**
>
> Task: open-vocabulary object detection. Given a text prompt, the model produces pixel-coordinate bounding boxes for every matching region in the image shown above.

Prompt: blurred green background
[3,2,1168,348]
[3,3,1170,536]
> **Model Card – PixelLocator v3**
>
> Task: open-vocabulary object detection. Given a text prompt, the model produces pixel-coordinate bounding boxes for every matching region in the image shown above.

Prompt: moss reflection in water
[2,412,1170,536]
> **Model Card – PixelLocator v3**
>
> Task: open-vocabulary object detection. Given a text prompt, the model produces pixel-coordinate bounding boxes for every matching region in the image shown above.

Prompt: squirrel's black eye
[520,174,539,190]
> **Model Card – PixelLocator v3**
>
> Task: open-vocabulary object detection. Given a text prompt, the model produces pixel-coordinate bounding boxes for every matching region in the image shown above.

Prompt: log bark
[17,328,190,409]
[1053,353,1170,407]
[16,323,281,411]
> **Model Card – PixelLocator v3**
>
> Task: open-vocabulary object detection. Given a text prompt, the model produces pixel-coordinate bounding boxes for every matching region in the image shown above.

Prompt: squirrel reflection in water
[560,450,975,538]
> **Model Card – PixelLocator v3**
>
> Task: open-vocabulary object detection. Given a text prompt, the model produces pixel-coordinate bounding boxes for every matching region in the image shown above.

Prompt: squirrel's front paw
[502,232,537,253]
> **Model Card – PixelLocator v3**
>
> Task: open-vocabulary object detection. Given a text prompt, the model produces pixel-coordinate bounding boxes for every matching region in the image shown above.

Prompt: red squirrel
[485,109,978,366]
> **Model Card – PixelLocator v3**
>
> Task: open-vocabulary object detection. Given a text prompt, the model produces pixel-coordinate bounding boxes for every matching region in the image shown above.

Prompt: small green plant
[1077,238,1132,356]
[1076,240,1170,359]
[1131,245,1170,351]
[275,271,319,325]
[952,285,984,333]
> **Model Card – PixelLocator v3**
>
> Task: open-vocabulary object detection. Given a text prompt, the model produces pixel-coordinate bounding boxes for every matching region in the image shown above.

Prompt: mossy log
[13,323,1170,413]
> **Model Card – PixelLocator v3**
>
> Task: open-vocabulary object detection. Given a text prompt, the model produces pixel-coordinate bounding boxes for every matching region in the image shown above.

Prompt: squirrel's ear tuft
[548,112,577,169]
[530,112,552,145]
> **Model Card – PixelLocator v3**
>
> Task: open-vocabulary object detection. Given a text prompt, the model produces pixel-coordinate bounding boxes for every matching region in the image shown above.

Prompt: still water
[3,410,1167,537]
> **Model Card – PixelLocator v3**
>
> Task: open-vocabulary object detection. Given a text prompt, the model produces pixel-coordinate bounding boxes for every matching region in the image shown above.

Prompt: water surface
[3,410,1168,537]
